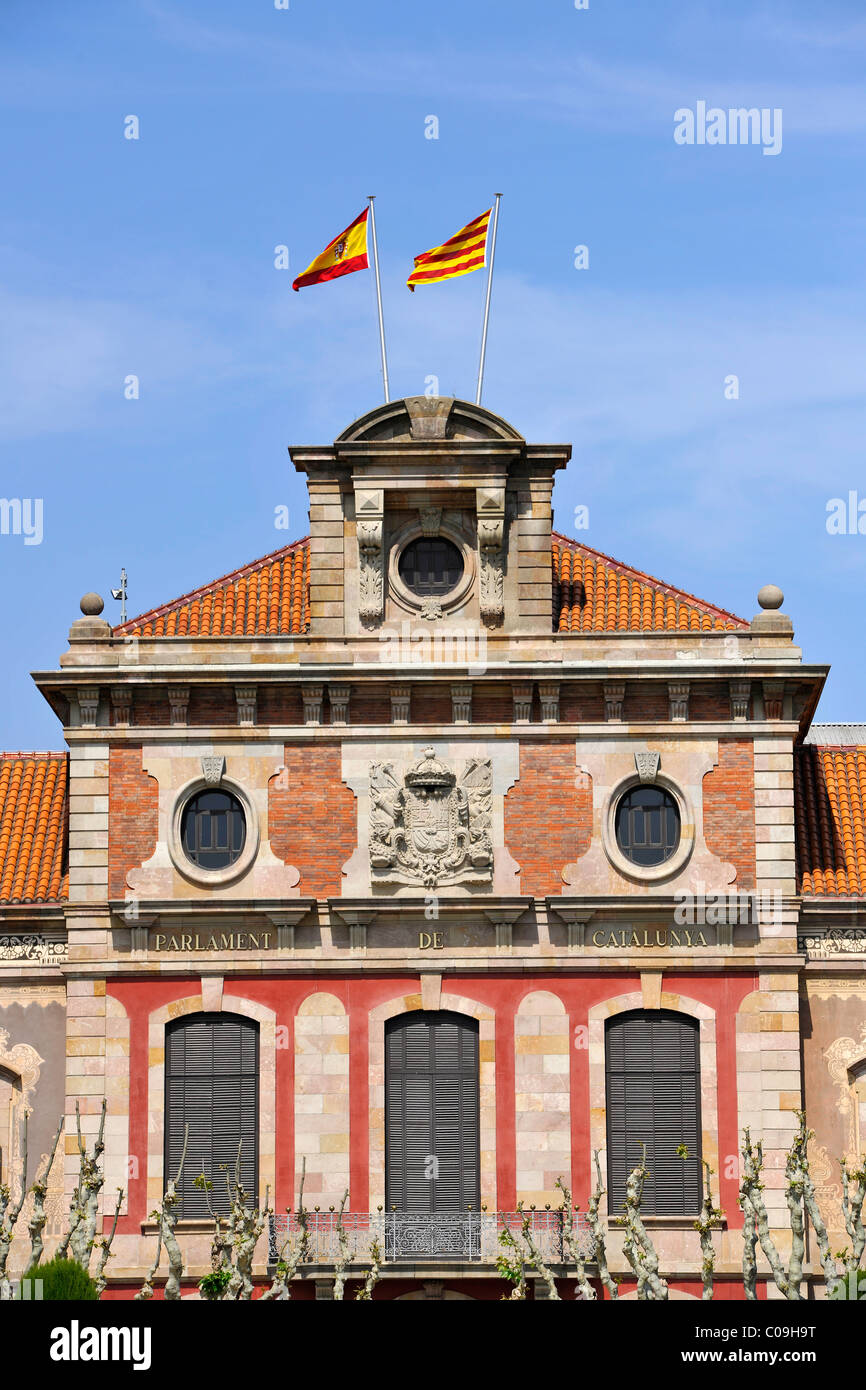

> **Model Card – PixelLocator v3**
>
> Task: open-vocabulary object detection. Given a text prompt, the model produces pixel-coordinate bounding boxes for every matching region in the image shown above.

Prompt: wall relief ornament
[801,928,866,958]
[356,488,384,628]
[824,1024,866,1156]
[369,748,493,889]
[0,936,67,964]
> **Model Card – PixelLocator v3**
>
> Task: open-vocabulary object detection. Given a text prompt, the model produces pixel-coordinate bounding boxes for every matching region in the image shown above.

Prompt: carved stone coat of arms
[369,748,493,889]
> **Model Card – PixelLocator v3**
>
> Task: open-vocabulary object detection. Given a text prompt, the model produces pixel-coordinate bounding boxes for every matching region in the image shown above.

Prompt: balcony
[268,1210,592,1267]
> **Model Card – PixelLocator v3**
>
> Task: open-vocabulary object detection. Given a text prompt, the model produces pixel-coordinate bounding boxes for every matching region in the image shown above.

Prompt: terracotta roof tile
[552,533,747,633]
[114,539,310,638]
[116,533,746,638]
[0,752,68,904]
[796,744,866,896]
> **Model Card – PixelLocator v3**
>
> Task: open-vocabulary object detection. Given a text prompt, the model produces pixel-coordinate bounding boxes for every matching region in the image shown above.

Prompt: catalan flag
[407,209,492,291]
[292,208,369,291]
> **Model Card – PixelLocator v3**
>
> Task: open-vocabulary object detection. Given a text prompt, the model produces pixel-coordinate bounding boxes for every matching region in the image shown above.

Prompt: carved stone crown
[404,747,456,790]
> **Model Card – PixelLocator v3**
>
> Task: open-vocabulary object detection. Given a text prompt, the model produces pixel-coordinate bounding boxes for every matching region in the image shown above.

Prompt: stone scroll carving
[369,747,493,889]
[356,488,385,629]
[476,487,505,628]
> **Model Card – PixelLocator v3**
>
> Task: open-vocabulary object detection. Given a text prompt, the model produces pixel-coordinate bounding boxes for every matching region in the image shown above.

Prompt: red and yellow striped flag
[292,208,369,291]
[407,209,491,291]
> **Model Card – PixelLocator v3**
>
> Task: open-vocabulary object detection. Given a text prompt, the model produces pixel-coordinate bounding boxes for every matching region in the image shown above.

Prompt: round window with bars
[614,785,681,868]
[180,789,246,871]
[397,537,465,597]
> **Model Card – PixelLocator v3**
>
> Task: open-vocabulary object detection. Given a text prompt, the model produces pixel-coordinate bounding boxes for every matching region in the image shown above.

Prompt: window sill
[608,1214,727,1230]
[141,1219,221,1235]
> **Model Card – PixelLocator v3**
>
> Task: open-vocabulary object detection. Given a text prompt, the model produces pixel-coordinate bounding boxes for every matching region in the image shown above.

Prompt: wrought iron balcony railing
[267,1210,593,1266]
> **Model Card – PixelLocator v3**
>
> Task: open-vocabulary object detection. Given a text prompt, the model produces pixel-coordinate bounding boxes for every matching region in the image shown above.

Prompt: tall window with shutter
[605,1010,702,1215]
[385,1012,480,1212]
[165,1013,259,1217]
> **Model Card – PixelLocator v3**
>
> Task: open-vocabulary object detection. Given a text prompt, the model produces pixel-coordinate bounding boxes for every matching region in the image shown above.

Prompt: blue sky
[1,0,865,748]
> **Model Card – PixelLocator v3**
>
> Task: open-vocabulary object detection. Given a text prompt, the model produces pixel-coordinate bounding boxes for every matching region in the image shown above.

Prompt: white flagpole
[367,195,390,403]
[475,193,502,406]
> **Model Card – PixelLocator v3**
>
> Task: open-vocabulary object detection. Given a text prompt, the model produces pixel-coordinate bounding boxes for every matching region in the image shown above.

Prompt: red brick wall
[269,742,357,895]
[108,747,159,897]
[702,738,756,889]
[504,741,592,895]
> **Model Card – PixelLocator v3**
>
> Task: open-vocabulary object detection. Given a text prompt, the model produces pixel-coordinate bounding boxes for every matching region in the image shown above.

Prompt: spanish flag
[407,209,491,291]
[292,208,369,291]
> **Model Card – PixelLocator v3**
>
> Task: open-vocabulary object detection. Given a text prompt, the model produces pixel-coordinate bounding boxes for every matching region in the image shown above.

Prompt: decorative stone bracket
[235,685,257,727]
[302,685,324,726]
[329,684,350,725]
[603,682,625,722]
[729,679,751,722]
[111,686,132,728]
[451,683,472,725]
[390,684,411,725]
[512,683,533,723]
[77,687,100,728]
[668,682,690,722]
[168,686,190,727]
[476,486,505,628]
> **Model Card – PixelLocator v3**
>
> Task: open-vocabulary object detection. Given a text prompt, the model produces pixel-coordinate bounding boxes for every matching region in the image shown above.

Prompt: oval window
[180,789,246,871]
[614,786,681,867]
[398,537,464,597]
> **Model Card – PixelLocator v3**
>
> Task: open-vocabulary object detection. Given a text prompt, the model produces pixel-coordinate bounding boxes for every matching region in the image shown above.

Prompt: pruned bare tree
[138,1123,189,1301]
[586,1152,619,1300]
[739,1113,815,1301]
[678,1146,724,1301]
[93,1188,125,1297]
[497,1207,561,1300]
[134,1228,163,1301]
[332,1189,353,1300]
[57,1099,107,1270]
[612,1146,669,1301]
[259,1161,309,1301]
[554,1178,596,1301]
[24,1116,63,1279]
[354,1238,382,1300]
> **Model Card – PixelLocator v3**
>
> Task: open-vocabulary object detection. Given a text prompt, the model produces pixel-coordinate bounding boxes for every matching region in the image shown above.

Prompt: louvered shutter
[605,1010,701,1215]
[385,1012,480,1212]
[165,1013,259,1217]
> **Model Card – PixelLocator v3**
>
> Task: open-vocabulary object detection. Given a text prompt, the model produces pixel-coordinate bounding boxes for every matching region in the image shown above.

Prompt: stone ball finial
[757,584,784,611]
[80,592,105,616]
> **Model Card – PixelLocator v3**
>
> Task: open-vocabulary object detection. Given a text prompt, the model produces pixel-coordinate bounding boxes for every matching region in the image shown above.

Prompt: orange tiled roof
[0,753,68,904]
[552,534,747,633]
[796,744,866,896]
[114,539,310,638]
[116,533,746,638]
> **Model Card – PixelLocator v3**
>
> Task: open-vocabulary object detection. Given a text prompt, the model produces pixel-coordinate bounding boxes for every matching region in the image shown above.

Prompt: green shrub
[16,1255,99,1301]
[198,1267,232,1300]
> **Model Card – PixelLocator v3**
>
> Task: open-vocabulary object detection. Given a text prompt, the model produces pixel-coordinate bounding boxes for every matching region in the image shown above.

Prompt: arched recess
[588,991,718,1219]
[0,1065,22,1193]
[294,993,350,1204]
[146,992,275,1211]
[368,991,496,1210]
[515,991,571,1207]
[0,1030,42,1199]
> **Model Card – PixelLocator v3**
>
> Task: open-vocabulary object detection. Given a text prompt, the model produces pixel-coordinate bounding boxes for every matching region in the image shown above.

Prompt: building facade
[1,395,864,1299]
